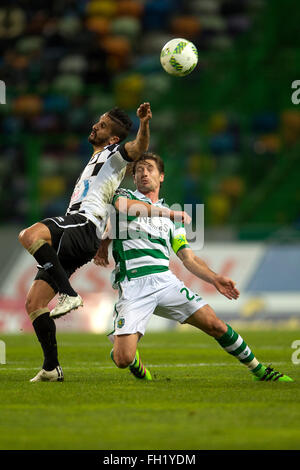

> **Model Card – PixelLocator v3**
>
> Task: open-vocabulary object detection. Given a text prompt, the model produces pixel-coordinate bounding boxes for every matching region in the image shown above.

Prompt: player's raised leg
[18,222,82,317]
[185,305,293,382]
[111,333,152,380]
[26,279,64,382]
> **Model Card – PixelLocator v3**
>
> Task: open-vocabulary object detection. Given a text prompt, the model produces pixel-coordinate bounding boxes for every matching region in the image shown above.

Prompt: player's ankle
[59,289,78,297]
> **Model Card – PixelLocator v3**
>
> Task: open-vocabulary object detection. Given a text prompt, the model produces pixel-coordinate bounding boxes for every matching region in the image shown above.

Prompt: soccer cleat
[253,365,293,382]
[129,350,152,381]
[50,294,83,319]
[30,366,64,383]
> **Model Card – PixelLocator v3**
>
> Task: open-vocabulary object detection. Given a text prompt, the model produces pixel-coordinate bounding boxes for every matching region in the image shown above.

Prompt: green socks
[129,350,152,380]
[216,324,263,377]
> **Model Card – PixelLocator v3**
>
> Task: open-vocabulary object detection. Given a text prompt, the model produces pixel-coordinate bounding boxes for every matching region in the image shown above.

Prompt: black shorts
[34,213,101,293]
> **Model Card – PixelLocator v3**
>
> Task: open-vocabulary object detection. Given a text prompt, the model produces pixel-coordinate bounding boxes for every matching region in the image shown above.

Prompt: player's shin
[30,308,59,371]
[215,324,293,382]
[216,324,262,374]
[28,240,77,297]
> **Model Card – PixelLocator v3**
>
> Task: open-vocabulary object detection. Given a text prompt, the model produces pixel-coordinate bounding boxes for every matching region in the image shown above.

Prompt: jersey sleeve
[112,188,133,208]
[170,222,190,254]
[117,143,132,162]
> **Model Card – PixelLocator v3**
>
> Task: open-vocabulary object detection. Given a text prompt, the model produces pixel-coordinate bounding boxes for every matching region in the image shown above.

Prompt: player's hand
[137,102,152,122]
[170,210,192,225]
[93,244,109,267]
[213,275,240,300]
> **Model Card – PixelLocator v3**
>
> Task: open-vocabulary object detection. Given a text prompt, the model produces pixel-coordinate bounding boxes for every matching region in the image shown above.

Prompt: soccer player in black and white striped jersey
[18,102,163,382]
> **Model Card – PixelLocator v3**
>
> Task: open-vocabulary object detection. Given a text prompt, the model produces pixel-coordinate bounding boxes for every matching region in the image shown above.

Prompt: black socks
[33,312,59,371]
[32,242,77,297]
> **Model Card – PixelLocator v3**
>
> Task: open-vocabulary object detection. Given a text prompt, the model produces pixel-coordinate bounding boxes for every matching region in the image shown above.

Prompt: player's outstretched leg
[110,348,152,381]
[216,324,293,382]
[186,306,293,382]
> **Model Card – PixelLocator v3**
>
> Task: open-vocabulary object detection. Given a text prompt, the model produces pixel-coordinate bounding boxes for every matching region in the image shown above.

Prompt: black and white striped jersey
[66,143,131,230]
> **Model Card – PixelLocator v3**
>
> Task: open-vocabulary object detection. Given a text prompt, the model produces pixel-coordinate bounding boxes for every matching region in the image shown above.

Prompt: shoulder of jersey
[114,187,135,199]
[93,143,119,158]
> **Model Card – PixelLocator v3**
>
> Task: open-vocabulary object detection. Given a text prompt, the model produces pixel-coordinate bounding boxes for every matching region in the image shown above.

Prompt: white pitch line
[58,343,287,350]
[0,361,287,371]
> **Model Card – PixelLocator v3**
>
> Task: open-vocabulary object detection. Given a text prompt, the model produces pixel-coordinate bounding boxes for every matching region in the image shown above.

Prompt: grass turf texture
[0,328,299,450]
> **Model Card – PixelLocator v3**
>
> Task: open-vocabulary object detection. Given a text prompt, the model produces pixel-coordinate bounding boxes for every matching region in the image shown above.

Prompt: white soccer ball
[160,38,198,77]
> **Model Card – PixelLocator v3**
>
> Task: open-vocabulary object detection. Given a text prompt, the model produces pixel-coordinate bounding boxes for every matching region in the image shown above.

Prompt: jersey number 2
[180,287,195,301]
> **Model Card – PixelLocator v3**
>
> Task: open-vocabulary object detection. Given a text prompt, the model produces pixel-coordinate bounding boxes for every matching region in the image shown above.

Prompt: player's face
[88,114,119,147]
[134,160,164,193]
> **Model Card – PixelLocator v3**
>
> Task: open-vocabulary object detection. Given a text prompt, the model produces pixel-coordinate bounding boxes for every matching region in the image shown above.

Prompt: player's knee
[113,351,134,369]
[18,228,29,247]
[18,227,37,249]
[18,224,50,250]
[25,296,35,315]
[25,295,45,316]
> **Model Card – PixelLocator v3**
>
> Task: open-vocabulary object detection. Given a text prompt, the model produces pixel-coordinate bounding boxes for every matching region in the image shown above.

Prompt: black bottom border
[0,450,299,466]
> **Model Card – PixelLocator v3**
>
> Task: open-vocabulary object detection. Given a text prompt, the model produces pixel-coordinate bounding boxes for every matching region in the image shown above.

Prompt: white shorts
[110,270,207,338]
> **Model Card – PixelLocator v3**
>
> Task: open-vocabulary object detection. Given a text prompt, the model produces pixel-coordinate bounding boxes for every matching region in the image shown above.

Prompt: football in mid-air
[160,38,198,77]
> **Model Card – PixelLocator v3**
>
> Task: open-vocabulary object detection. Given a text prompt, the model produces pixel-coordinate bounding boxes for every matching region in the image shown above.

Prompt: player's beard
[88,131,109,147]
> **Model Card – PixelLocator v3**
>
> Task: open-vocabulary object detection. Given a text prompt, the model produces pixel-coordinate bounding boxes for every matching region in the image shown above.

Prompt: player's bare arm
[124,103,152,161]
[94,237,111,266]
[177,248,240,300]
[114,197,191,224]
[94,199,191,266]
[93,220,113,266]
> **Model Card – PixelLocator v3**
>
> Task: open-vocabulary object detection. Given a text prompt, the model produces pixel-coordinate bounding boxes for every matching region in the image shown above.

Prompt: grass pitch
[0,328,299,450]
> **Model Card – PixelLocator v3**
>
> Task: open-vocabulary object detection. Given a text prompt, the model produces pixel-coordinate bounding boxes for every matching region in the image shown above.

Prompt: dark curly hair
[107,107,133,142]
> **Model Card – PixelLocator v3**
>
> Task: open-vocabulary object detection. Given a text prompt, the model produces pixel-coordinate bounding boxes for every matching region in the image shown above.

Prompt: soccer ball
[160,38,198,77]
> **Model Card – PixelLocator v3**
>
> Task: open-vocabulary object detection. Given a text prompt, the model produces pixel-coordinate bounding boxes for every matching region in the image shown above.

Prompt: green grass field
[0,327,299,450]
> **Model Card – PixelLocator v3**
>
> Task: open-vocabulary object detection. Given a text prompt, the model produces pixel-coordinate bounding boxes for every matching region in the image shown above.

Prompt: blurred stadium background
[0,0,299,334]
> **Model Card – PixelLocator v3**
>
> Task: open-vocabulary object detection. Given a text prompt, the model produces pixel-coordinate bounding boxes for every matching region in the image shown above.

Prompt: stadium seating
[0,0,299,241]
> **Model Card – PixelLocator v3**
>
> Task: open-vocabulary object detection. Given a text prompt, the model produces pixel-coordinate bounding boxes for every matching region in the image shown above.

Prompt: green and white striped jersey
[111,189,189,285]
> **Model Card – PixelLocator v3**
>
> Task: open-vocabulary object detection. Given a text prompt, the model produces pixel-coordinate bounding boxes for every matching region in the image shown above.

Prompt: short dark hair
[132,152,165,175]
[107,107,132,142]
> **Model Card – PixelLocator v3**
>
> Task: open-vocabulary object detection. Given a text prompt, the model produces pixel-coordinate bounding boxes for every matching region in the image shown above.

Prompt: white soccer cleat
[50,294,83,319]
[30,366,64,382]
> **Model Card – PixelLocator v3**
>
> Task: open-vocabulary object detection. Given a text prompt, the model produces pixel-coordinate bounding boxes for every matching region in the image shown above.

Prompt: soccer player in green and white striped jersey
[95,152,293,383]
